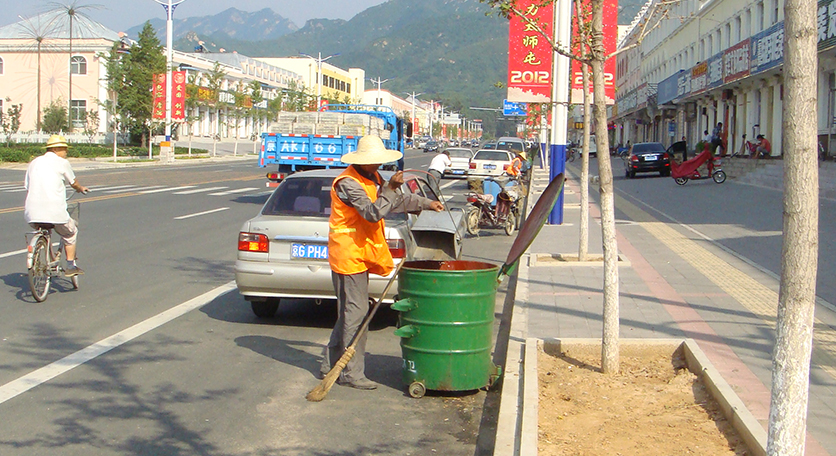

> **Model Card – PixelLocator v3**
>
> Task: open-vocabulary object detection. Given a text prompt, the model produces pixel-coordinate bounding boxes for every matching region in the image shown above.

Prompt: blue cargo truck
[259,104,409,186]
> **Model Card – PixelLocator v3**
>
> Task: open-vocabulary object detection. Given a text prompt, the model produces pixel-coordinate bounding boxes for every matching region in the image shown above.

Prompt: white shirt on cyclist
[428,152,452,174]
[24,151,76,224]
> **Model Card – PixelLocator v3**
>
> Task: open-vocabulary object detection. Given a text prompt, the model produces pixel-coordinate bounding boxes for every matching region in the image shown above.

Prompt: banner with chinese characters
[151,72,187,121]
[171,71,186,121]
[570,0,617,105]
[152,73,166,120]
[507,0,554,103]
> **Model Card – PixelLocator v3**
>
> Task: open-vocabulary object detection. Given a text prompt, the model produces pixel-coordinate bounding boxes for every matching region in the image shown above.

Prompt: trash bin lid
[499,173,565,277]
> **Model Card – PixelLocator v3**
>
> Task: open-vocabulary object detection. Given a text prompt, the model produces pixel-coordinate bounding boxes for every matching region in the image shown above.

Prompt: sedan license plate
[645,154,658,161]
[291,243,328,259]
[451,170,465,175]
[484,164,496,170]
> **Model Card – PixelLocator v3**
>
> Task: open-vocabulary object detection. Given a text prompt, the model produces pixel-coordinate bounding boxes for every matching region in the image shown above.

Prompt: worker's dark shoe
[64,266,84,277]
[339,378,378,390]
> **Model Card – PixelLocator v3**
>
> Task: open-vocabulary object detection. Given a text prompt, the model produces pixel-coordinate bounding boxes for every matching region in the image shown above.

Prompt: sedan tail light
[238,232,269,253]
[662,152,670,160]
[387,238,406,258]
[469,162,476,169]
[630,155,639,162]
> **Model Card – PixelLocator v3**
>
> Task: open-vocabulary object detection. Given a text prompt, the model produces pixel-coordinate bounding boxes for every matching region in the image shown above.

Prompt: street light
[152,0,186,160]
[299,52,339,108]
[369,77,393,106]
[405,91,422,135]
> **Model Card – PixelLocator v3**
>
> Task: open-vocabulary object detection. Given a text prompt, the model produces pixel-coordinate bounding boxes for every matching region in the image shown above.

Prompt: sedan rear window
[262,177,333,216]
[446,149,473,158]
[474,151,510,161]
[631,143,665,154]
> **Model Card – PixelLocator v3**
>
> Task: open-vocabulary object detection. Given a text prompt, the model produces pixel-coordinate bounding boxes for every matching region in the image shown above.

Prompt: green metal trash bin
[392,260,502,398]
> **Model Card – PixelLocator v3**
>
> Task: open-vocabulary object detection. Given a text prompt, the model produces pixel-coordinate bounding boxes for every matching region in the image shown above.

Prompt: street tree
[101,42,129,160]
[182,72,202,155]
[248,80,265,155]
[766,0,819,453]
[229,81,249,156]
[204,62,226,156]
[481,0,672,373]
[42,99,68,134]
[113,22,165,148]
[1,104,23,146]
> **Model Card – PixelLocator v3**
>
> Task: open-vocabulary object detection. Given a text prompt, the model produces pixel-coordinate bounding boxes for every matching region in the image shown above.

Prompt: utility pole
[406,91,422,136]
[300,52,339,108]
[370,77,392,107]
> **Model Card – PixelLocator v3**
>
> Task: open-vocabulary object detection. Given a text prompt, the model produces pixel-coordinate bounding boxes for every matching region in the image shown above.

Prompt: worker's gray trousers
[321,271,370,383]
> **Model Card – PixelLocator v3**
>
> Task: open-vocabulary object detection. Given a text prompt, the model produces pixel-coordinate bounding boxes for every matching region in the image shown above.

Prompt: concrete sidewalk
[494,163,836,455]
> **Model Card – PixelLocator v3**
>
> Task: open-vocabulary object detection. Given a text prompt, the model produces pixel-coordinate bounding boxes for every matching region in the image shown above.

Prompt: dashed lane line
[173,186,228,195]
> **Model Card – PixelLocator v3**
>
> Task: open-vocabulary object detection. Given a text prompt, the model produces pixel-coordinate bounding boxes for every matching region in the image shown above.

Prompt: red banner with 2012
[507,0,554,103]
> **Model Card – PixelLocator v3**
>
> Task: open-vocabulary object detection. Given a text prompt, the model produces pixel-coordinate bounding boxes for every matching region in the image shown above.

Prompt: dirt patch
[538,344,748,455]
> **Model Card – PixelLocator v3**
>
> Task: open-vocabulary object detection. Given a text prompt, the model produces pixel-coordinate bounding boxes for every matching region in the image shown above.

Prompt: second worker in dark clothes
[321,135,444,390]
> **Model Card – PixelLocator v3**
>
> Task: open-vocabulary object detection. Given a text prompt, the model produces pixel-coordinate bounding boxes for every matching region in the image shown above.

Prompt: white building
[612,0,836,158]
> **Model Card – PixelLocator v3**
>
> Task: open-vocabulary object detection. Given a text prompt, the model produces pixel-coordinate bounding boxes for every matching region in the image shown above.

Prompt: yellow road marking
[616,194,836,380]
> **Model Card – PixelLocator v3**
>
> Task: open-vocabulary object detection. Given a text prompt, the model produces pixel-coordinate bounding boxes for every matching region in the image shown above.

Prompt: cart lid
[499,173,565,277]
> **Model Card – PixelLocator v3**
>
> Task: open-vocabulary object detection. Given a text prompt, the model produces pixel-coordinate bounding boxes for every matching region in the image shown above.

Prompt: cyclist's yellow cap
[45,135,69,150]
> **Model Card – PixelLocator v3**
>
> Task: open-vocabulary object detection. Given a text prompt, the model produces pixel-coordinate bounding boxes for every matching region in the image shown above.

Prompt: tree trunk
[591,0,619,374]
[766,0,818,452]
[579,63,591,261]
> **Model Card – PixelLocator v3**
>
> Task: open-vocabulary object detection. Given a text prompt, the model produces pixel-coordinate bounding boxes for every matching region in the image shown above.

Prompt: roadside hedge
[0,144,209,163]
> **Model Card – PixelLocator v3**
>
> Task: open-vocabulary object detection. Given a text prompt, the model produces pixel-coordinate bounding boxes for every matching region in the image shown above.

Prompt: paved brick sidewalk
[497,163,835,456]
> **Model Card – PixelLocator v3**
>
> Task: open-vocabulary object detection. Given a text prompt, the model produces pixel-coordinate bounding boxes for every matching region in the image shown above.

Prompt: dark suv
[623,142,671,178]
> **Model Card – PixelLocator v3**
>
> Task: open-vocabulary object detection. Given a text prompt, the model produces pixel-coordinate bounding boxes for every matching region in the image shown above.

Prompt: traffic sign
[503,100,527,117]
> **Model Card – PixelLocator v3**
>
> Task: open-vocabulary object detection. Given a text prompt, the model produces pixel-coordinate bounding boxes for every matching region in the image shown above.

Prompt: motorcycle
[670,145,726,185]
[465,176,522,236]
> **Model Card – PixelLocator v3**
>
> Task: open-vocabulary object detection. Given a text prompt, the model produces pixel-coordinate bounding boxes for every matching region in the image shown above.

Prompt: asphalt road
[0,148,518,455]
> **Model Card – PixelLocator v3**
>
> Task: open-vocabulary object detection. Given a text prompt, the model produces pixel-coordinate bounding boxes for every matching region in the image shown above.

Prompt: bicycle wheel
[712,170,727,184]
[28,238,51,302]
[674,177,688,186]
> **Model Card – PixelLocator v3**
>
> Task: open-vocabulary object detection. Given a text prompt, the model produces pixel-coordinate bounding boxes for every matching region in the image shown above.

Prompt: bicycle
[26,192,86,302]
[729,135,757,159]
[565,147,577,163]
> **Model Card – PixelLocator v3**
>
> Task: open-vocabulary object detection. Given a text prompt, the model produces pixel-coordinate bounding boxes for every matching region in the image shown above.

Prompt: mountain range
[125,0,645,132]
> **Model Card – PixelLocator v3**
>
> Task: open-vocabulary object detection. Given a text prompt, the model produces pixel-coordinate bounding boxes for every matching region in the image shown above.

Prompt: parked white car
[468,149,515,177]
[234,168,465,318]
[443,147,474,177]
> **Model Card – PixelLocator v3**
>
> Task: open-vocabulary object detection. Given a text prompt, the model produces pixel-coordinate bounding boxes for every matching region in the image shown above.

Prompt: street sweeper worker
[321,135,443,390]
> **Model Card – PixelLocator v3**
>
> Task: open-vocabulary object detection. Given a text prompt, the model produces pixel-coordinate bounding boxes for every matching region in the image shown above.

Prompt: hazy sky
[2,0,390,32]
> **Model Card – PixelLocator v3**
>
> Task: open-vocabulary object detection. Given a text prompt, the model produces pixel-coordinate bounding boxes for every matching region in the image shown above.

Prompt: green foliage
[42,99,69,133]
[117,22,166,141]
[0,142,209,163]
[1,103,23,144]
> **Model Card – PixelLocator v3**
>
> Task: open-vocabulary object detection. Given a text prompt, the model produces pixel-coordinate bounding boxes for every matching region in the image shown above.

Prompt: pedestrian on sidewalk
[322,135,443,390]
[755,134,771,159]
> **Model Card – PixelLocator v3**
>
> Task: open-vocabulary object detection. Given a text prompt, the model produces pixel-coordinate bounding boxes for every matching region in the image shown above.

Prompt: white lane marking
[105,185,164,193]
[140,186,196,194]
[208,187,258,196]
[89,185,140,192]
[0,281,237,405]
[5,188,28,193]
[173,186,228,195]
[0,242,61,260]
[174,207,230,220]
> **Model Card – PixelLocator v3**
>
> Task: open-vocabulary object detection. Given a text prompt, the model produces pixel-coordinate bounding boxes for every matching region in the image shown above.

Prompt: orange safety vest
[508,156,522,177]
[328,166,394,276]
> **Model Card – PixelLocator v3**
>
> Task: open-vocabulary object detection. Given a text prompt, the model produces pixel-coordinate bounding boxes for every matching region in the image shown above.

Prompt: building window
[71,56,87,75]
[71,99,86,129]
[0,56,4,75]
[347,83,351,93]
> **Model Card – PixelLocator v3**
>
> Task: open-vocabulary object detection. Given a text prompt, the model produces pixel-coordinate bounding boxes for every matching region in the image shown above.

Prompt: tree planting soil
[538,344,749,455]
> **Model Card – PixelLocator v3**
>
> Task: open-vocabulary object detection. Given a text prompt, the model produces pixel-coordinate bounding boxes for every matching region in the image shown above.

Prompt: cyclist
[24,135,89,276]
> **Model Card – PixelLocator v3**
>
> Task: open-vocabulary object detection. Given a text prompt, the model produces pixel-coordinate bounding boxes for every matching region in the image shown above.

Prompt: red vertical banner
[171,71,186,121]
[507,0,554,103]
[570,0,618,104]
[152,73,166,120]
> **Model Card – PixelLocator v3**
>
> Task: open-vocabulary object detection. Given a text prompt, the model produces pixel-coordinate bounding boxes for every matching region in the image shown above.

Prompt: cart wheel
[674,177,688,186]
[408,382,426,398]
[504,215,515,236]
[712,170,727,183]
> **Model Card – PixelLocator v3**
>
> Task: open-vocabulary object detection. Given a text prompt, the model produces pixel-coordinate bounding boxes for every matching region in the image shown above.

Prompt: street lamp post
[370,77,392,106]
[153,0,186,162]
[300,52,339,108]
[405,91,422,135]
